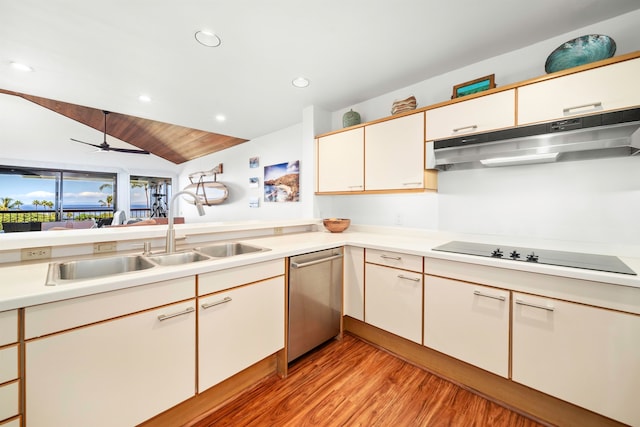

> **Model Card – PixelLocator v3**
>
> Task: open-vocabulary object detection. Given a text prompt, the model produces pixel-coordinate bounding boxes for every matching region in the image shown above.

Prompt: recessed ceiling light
[215,114,226,122]
[10,61,34,72]
[292,77,310,88]
[138,94,151,102]
[195,30,221,47]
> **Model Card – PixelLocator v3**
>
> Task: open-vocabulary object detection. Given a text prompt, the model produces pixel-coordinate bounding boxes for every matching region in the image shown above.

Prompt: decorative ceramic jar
[545,34,616,74]
[342,109,361,128]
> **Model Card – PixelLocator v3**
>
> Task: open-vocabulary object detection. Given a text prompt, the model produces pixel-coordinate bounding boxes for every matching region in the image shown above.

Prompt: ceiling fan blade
[70,138,103,149]
[110,147,151,155]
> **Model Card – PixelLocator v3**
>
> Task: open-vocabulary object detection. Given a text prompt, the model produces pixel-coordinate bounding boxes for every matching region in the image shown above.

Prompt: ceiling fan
[71,110,150,155]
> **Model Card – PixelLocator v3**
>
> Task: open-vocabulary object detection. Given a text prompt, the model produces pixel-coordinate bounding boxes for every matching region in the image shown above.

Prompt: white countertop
[1,222,639,312]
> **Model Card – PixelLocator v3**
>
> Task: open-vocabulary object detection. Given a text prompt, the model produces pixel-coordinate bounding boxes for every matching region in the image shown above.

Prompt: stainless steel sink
[146,250,211,266]
[47,255,156,285]
[195,242,269,258]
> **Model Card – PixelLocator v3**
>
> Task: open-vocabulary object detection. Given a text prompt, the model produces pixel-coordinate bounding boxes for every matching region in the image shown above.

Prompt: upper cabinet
[365,112,425,191]
[517,57,640,125]
[317,127,364,193]
[425,89,516,141]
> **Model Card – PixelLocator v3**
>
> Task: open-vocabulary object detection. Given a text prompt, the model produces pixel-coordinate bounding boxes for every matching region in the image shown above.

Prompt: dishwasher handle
[291,253,343,269]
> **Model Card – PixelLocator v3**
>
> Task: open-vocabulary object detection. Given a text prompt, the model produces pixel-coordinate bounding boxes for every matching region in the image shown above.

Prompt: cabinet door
[26,300,196,427]
[317,127,364,192]
[512,293,640,425]
[365,263,422,343]
[424,276,509,377]
[344,246,365,320]
[365,113,424,191]
[425,89,515,141]
[198,276,285,392]
[518,57,640,125]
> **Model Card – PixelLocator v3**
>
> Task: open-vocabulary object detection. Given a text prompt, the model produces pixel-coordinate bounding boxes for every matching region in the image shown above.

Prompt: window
[130,176,172,219]
[0,166,117,231]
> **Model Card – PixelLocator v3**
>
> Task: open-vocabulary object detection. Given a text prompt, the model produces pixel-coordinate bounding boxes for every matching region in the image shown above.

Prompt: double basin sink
[46,242,269,286]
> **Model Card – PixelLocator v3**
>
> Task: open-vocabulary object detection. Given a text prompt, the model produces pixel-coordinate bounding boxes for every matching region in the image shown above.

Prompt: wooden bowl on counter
[323,218,351,233]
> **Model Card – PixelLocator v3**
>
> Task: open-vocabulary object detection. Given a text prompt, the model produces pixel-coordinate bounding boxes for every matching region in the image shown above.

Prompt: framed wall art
[264,160,299,202]
[451,74,495,99]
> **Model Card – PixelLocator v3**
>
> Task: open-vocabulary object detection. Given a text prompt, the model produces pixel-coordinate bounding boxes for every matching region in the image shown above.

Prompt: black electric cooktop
[432,241,636,276]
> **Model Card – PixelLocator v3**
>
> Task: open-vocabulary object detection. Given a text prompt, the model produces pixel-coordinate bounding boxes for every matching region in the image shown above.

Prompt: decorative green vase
[342,109,361,128]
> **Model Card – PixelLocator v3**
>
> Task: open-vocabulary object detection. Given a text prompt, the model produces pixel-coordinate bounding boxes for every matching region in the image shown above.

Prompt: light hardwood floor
[192,334,544,426]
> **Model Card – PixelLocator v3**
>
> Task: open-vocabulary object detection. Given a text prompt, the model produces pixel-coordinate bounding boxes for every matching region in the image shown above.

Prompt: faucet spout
[165,190,205,253]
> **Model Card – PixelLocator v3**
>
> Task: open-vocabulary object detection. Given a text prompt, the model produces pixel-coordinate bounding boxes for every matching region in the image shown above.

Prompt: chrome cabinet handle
[563,102,602,115]
[348,185,364,189]
[157,306,195,321]
[473,290,506,301]
[402,182,422,186]
[397,274,420,282]
[291,254,343,269]
[452,124,478,133]
[515,298,554,312]
[380,254,401,260]
[201,296,232,309]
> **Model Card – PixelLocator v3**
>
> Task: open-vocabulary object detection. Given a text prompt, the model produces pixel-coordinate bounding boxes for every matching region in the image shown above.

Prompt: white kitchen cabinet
[365,250,423,343]
[425,89,516,141]
[512,292,640,426]
[198,276,285,392]
[423,275,509,377]
[25,278,197,427]
[365,112,425,191]
[517,57,640,125]
[317,127,364,192]
[0,310,18,347]
[343,246,365,320]
[0,309,19,425]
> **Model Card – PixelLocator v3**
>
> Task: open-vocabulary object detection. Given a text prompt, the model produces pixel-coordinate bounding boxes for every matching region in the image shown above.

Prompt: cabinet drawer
[25,276,195,339]
[366,248,422,272]
[0,380,19,422]
[0,416,21,427]
[424,276,509,377]
[425,89,516,141]
[518,57,640,125]
[0,345,18,384]
[0,310,18,346]
[198,259,284,296]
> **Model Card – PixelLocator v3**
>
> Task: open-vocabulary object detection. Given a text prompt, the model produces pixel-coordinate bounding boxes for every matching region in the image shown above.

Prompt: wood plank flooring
[192,334,544,427]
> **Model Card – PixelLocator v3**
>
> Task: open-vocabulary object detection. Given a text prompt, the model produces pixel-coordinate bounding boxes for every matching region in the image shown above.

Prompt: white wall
[176,123,311,222]
[316,9,640,246]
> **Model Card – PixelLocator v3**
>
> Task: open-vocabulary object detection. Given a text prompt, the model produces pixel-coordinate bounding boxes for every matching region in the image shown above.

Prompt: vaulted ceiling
[0,89,247,164]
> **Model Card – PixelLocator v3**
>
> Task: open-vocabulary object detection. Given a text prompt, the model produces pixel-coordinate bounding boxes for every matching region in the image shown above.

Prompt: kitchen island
[1,220,638,427]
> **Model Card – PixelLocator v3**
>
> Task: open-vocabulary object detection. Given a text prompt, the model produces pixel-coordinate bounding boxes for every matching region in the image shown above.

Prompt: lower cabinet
[24,278,197,427]
[343,246,365,321]
[198,276,285,392]
[512,293,640,426]
[424,275,509,377]
[365,262,423,344]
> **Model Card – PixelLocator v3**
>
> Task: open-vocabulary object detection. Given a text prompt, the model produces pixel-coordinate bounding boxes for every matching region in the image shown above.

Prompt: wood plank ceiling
[0,89,248,164]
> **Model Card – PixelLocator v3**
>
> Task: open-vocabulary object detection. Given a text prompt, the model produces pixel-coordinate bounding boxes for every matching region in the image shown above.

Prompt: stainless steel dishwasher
[288,247,343,362]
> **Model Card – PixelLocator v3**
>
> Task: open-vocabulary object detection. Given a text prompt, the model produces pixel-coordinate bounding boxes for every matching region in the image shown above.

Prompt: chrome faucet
[165,190,206,253]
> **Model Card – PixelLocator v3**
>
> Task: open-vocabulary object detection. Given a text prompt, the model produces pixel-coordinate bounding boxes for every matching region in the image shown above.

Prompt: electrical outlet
[274,227,283,235]
[21,246,52,261]
[94,241,117,254]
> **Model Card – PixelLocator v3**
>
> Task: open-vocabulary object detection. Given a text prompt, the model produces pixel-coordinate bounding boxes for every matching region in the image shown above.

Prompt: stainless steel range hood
[431,108,640,170]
